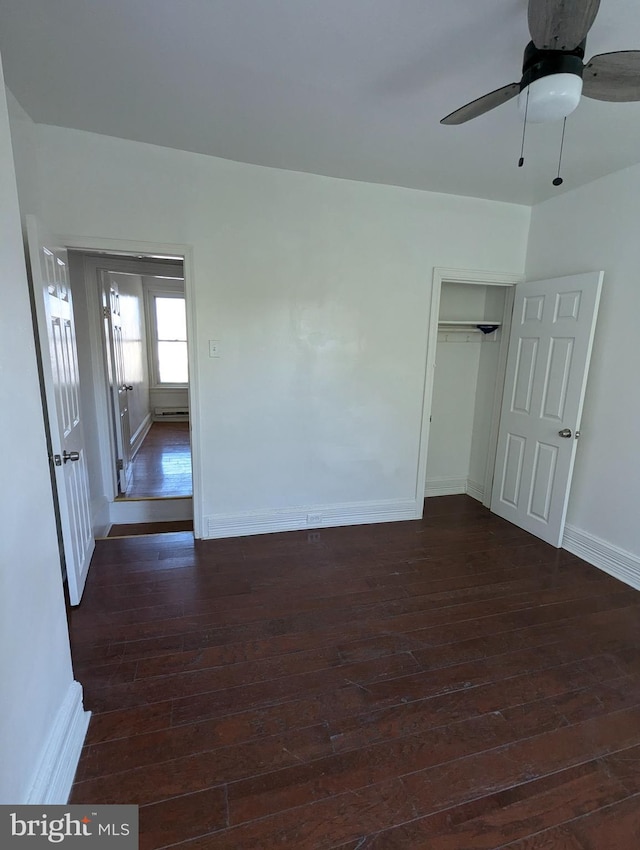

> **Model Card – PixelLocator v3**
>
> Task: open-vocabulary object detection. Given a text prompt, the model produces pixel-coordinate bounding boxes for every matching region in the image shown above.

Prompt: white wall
[438,281,487,321]
[527,164,640,562]
[32,124,530,535]
[0,71,85,802]
[426,338,481,491]
[5,87,41,227]
[468,287,507,496]
[467,333,502,497]
[150,387,190,415]
[427,281,486,491]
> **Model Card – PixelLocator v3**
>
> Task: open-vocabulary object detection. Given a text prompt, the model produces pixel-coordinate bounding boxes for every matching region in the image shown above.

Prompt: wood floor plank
[68,496,640,849]
[123,421,192,500]
[226,696,565,825]
[107,519,194,538]
[138,786,226,850]
[71,724,332,806]
[566,791,640,849]
[360,761,624,849]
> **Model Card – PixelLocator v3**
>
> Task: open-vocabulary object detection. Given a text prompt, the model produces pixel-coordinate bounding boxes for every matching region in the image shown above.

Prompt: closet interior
[425,281,512,505]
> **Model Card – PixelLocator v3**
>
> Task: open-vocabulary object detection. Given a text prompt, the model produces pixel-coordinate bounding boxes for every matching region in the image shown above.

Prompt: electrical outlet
[307,532,321,543]
[306,513,322,525]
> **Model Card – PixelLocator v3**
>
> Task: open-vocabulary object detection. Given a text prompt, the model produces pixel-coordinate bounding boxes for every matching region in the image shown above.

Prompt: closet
[425,281,512,504]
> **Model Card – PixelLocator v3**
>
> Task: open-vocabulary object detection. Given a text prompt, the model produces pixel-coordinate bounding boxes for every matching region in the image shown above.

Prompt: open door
[99,272,133,493]
[27,216,94,604]
[491,272,603,547]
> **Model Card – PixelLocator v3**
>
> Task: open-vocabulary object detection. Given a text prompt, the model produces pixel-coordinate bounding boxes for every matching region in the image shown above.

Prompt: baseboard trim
[130,413,152,459]
[25,681,90,804]
[425,477,467,498]
[204,498,420,539]
[562,523,640,592]
[424,477,485,501]
[466,479,485,503]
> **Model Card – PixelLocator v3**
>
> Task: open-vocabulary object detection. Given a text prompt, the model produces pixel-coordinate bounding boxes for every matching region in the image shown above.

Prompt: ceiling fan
[441,0,640,126]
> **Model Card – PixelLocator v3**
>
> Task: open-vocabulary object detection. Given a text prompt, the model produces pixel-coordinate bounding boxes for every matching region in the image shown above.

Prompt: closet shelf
[438,320,502,335]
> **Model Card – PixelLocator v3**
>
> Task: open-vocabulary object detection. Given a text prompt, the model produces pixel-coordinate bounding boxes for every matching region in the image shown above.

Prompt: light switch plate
[209,339,221,358]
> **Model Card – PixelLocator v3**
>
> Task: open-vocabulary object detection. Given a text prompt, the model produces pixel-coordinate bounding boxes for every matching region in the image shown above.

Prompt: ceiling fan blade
[440,83,520,125]
[528,0,601,51]
[583,51,640,101]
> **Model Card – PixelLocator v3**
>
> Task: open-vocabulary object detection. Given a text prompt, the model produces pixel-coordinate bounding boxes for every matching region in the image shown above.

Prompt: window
[148,291,188,385]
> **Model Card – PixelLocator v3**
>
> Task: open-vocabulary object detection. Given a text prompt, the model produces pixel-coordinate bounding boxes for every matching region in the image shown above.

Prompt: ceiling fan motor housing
[518,40,585,122]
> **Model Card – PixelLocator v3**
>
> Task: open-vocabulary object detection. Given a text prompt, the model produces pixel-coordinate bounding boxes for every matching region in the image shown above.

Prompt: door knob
[63,450,80,463]
[123,385,133,391]
[558,428,572,438]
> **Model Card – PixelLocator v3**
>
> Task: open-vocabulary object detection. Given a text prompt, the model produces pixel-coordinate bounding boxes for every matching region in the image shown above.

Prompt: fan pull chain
[518,86,529,167]
[553,118,567,186]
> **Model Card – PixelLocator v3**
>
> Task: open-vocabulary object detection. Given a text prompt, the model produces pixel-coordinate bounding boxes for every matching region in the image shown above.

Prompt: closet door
[491,272,603,546]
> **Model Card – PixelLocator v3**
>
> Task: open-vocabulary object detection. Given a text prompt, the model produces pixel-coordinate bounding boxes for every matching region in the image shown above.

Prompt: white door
[100,274,133,493]
[27,216,94,605]
[491,272,603,546]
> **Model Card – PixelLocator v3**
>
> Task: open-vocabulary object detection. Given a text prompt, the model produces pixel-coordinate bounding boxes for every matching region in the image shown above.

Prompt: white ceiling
[1,0,640,204]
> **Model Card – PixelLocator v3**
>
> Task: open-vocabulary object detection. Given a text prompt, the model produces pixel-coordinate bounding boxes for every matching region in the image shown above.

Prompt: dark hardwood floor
[123,421,192,499]
[69,496,640,849]
[107,520,194,538]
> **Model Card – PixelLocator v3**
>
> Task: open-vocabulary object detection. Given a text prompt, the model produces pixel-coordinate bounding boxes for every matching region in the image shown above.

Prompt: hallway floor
[69,497,640,849]
[123,421,192,499]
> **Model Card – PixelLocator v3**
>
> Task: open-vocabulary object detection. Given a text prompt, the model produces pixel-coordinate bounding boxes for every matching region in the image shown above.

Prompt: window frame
[143,281,189,388]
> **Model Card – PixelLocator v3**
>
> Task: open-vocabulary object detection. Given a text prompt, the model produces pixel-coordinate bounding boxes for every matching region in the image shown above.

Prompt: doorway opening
[419,269,520,508]
[68,251,195,535]
[27,219,199,602]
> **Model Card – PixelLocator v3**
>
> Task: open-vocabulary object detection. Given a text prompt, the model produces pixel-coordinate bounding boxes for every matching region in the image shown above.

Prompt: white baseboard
[562,523,640,592]
[204,498,420,539]
[109,496,193,524]
[425,477,467,498]
[25,681,90,804]
[130,413,152,459]
[425,477,485,501]
[466,479,485,502]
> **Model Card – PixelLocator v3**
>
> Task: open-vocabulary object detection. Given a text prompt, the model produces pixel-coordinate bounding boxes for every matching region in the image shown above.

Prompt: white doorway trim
[60,235,202,538]
[416,267,522,510]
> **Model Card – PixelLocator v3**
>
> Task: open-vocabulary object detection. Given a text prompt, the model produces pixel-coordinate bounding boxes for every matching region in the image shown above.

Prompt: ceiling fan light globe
[518,73,583,122]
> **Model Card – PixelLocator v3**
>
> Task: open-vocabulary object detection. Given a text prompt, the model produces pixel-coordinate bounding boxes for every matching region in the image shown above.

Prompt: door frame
[416,267,522,509]
[61,235,202,538]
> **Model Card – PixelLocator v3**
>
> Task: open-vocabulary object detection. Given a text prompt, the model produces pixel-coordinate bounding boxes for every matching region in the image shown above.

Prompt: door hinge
[116,458,124,471]
[103,306,111,319]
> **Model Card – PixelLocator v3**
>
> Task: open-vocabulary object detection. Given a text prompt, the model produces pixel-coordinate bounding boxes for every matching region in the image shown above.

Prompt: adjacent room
[66,251,194,536]
[2,1,640,848]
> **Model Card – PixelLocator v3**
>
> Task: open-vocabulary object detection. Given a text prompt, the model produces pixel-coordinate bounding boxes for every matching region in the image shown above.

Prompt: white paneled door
[100,273,133,494]
[27,216,94,604]
[491,272,603,546]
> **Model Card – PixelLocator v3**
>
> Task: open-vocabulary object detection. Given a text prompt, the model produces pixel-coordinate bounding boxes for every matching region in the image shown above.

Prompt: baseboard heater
[153,407,189,421]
